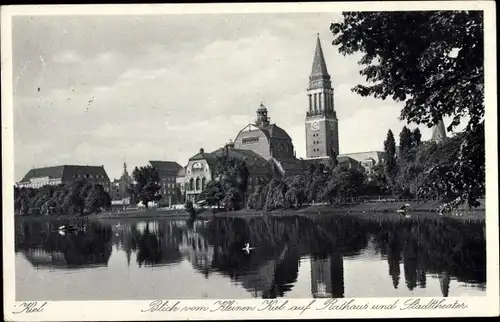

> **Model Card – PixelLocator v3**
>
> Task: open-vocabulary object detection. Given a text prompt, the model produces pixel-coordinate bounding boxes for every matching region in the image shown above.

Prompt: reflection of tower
[310,253,344,298]
[439,272,451,297]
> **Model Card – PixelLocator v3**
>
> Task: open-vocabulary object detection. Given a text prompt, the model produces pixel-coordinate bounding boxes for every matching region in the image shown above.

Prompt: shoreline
[15,200,485,223]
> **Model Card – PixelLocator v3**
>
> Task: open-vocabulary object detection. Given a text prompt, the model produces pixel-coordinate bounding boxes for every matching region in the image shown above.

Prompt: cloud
[12,13,437,181]
[53,50,82,64]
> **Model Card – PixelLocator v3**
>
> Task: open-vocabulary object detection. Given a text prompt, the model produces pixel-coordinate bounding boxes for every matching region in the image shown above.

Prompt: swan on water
[242,243,254,254]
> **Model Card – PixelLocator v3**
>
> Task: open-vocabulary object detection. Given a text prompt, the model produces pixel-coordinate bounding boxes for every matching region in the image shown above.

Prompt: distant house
[149,160,183,204]
[110,163,133,202]
[16,165,111,191]
[338,151,386,175]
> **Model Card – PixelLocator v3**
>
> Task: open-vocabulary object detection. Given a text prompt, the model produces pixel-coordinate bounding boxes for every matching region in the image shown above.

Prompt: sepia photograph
[2,1,498,320]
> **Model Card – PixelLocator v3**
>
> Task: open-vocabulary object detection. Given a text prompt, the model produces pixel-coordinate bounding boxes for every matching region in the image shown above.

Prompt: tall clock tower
[305,35,339,159]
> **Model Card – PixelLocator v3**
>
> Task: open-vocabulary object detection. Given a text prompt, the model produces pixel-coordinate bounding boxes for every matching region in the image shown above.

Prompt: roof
[338,151,385,164]
[211,148,270,168]
[149,161,182,178]
[259,124,292,141]
[20,165,110,183]
[311,35,329,77]
[188,151,218,167]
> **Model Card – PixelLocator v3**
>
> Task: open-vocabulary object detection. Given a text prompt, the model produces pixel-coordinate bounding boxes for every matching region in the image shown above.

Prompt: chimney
[199,148,204,154]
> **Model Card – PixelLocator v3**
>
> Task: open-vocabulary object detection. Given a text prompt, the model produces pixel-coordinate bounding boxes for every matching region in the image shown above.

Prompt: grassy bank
[15,200,485,223]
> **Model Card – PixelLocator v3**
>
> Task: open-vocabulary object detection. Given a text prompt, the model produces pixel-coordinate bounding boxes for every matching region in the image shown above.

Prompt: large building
[234,103,297,162]
[17,165,110,190]
[177,35,368,200]
[183,143,273,202]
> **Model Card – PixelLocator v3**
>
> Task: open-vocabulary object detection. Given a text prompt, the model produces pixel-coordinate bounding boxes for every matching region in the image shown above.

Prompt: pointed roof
[431,119,447,143]
[309,35,331,90]
[311,35,329,76]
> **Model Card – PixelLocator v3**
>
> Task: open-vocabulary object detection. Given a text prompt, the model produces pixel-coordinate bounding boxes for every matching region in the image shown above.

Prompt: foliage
[399,126,413,160]
[247,163,365,211]
[331,11,484,207]
[198,155,251,211]
[412,128,422,148]
[130,165,162,209]
[384,129,397,191]
[14,181,111,216]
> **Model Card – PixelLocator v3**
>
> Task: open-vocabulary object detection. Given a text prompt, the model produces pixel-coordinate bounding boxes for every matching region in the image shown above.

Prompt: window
[189,178,194,191]
[202,177,206,190]
[195,178,200,190]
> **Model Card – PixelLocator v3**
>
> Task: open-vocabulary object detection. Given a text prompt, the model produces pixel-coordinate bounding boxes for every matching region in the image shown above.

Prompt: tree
[198,181,225,208]
[323,167,365,203]
[331,11,484,207]
[384,129,397,193]
[132,165,162,209]
[85,184,111,214]
[399,126,413,160]
[412,128,422,148]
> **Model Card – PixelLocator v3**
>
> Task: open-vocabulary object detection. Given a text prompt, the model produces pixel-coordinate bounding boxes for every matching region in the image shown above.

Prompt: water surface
[15,214,486,300]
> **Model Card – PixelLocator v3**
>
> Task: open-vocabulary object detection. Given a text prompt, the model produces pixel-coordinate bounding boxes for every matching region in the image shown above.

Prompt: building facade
[305,36,339,159]
[149,160,183,205]
[338,151,386,175]
[183,144,273,202]
[17,165,111,191]
[110,162,133,202]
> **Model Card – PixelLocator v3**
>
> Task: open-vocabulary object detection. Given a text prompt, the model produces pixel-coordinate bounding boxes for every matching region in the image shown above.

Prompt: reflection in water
[311,252,344,298]
[15,214,486,299]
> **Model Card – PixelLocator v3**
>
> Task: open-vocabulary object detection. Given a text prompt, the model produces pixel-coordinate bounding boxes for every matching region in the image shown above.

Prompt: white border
[2,2,498,320]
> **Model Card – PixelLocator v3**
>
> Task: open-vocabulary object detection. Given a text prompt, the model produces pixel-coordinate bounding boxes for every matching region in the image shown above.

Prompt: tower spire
[309,35,331,90]
[311,34,330,78]
[431,119,447,144]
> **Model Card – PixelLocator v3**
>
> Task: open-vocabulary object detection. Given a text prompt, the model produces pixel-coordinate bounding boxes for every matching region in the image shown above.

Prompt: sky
[12,13,443,181]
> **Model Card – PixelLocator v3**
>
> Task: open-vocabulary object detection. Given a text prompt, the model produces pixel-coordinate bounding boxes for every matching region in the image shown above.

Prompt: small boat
[58,224,78,232]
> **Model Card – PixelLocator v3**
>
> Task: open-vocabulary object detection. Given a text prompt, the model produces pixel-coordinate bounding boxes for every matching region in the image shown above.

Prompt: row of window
[72,174,105,179]
[312,133,320,137]
[312,148,321,152]
[188,177,207,191]
[162,183,176,189]
[242,137,260,144]
[312,140,321,144]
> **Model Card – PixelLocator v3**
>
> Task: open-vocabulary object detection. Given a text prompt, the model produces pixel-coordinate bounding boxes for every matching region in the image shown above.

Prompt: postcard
[2,1,498,321]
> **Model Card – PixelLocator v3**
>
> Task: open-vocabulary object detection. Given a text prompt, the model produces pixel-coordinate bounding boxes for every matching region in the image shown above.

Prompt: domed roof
[259,124,292,141]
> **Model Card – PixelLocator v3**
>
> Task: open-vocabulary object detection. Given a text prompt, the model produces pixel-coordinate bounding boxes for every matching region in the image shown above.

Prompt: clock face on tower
[311,121,320,131]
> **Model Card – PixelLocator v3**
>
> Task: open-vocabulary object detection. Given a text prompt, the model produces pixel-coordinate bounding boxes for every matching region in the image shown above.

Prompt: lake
[15,214,486,300]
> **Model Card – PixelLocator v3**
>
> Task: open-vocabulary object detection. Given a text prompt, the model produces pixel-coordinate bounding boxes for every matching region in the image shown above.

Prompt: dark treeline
[14,180,112,216]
